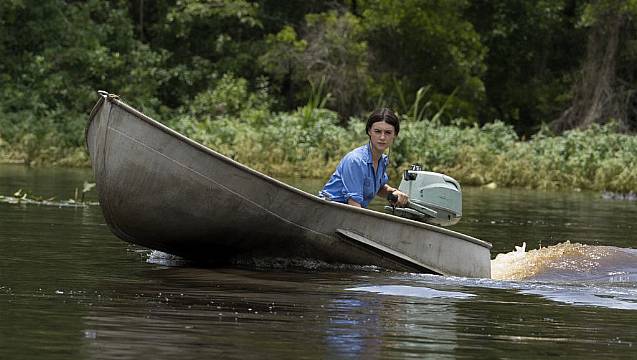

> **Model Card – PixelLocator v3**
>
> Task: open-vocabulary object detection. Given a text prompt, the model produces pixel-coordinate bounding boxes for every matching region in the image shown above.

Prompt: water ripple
[347,285,476,299]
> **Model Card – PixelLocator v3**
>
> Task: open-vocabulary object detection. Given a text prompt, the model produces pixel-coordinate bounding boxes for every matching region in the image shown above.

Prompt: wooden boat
[86,91,492,278]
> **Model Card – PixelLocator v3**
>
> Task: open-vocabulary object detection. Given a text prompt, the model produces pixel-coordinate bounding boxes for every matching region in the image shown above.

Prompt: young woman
[320,108,409,208]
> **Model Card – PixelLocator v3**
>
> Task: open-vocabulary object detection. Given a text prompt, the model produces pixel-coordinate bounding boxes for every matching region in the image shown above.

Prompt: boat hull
[86,93,492,278]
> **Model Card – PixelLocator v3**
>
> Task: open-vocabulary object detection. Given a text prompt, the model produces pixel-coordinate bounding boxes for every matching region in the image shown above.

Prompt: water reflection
[341,285,471,359]
[521,286,637,311]
[78,269,386,359]
[3,165,637,359]
[77,268,474,359]
[348,285,475,299]
[324,298,382,358]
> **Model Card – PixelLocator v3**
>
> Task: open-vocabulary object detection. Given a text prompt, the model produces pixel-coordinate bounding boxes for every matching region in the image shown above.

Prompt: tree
[259,26,307,109]
[552,0,637,132]
[149,0,263,107]
[361,0,486,122]
[260,10,371,119]
[467,0,586,134]
[300,11,371,119]
[0,0,167,149]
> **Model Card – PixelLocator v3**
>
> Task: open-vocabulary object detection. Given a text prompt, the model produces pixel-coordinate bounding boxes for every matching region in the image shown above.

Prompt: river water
[1,164,636,359]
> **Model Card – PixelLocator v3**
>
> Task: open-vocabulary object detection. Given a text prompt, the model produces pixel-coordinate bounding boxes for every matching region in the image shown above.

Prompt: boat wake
[146,251,384,272]
[232,256,384,272]
[484,242,637,310]
[147,243,637,310]
[491,241,637,282]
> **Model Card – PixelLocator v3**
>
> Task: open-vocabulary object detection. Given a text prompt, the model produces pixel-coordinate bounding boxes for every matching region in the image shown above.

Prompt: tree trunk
[552,10,626,132]
[139,0,144,42]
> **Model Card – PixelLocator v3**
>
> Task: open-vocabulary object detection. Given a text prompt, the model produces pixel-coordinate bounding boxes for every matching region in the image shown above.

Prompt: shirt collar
[364,142,387,166]
[363,142,372,163]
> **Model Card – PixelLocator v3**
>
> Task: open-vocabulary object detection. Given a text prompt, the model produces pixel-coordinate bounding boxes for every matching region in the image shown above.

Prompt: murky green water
[1,164,636,359]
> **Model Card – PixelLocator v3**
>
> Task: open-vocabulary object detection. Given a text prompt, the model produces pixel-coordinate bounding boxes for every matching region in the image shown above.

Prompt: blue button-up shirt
[320,143,389,208]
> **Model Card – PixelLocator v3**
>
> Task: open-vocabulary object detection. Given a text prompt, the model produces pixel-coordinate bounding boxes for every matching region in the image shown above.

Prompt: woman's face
[368,120,396,154]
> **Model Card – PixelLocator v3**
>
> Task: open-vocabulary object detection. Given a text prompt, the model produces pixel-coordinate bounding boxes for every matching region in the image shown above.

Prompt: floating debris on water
[0,188,98,208]
[601,191,637,201]
[482,182,498,189]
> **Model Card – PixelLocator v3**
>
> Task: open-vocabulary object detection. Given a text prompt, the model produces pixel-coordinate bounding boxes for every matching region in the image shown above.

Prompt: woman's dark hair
[366,108,400,136]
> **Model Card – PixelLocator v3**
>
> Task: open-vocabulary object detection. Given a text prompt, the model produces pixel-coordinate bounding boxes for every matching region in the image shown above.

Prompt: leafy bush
[3,63,637,194]
[169,77,637,194]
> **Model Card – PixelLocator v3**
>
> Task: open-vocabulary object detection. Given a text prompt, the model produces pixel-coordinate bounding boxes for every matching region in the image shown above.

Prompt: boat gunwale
[87,91,492,250]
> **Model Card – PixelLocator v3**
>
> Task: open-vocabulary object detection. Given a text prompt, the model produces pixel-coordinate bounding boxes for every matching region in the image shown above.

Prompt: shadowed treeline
[1,1,637,193]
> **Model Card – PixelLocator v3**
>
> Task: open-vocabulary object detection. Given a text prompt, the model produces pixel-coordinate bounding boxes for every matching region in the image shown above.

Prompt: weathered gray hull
[86,92,492,278]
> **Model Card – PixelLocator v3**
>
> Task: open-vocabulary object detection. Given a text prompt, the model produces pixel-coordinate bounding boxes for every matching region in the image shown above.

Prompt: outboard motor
[385,164,462,226]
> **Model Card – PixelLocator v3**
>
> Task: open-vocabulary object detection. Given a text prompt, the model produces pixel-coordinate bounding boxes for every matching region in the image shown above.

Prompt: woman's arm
[347,198,363,207]
[378,184,409,207]
[376,184,394,199]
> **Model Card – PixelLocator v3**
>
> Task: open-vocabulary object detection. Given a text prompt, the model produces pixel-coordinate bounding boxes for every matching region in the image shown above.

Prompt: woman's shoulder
[342,144,369,163]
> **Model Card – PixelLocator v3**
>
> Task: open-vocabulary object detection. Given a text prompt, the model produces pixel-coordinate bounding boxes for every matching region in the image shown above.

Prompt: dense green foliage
[2,0,637,192]
[170,83,637,193]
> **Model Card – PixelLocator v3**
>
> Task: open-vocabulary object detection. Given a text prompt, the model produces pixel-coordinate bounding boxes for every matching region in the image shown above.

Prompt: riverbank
[2,110,636,194]
[167,110,637,194]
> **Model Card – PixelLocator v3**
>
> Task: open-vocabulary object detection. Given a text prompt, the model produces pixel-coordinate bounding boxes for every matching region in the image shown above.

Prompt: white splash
[146,250,187,266]
[490,241,633,281]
